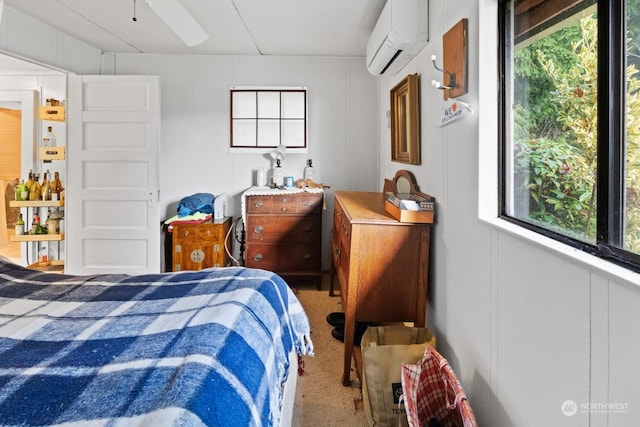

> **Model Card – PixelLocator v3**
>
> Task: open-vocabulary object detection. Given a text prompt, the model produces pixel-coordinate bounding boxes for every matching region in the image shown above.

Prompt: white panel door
[66,75,160,275]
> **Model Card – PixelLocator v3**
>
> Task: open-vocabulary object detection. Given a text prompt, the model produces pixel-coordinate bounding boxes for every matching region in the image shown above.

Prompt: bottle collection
[13,169,65,236]
[14,169,64,202]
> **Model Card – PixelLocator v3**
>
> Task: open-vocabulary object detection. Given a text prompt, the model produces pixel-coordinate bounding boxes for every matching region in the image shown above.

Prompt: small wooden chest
[171,217,231,271]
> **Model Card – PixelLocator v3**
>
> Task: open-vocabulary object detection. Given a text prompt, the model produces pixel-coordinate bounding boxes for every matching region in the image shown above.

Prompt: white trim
[480,216,640,290]
[229,147,307,155]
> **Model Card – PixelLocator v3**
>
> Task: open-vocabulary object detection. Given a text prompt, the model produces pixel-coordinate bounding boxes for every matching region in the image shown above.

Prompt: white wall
[101,53,378,269]
[373,0,640,426]
[0,6,101,75]
[0,4,378,270]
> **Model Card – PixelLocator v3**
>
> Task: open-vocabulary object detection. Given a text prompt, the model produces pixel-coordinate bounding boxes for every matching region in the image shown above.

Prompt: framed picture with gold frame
[390,73,420,165]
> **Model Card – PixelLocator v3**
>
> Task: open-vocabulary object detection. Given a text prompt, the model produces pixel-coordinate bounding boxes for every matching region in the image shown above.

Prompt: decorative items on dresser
[242,187,324,289]
[330,171,435,386]
[171,217,232,271]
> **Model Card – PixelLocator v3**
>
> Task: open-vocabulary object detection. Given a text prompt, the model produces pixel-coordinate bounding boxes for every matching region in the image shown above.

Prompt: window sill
[479,215,640,290]
[229,147,307,154]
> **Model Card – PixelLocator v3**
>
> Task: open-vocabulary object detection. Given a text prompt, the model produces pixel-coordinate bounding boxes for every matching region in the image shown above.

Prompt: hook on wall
[433,18,468,100]
[430,54,456,90]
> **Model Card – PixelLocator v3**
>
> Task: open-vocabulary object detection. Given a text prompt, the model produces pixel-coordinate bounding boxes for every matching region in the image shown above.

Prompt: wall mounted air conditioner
[366,0,429,76]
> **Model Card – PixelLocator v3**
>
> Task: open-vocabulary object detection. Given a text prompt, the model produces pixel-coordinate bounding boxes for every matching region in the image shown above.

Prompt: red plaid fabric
[400,346,477,427]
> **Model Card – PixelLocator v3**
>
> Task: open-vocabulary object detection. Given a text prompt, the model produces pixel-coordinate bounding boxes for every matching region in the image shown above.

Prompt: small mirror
[383,170,420,195]
[396,176,411,194]
[390,74,421,165]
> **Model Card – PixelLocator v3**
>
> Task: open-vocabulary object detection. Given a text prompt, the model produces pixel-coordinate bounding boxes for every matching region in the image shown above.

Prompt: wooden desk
[330,191,432,386]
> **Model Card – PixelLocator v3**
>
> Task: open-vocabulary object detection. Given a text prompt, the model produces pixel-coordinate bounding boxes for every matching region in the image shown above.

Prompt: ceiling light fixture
[145,0,209,47]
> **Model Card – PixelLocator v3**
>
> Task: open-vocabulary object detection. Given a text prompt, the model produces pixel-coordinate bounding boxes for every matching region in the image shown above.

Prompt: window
[230,88,307,149]
[500,0,640,270]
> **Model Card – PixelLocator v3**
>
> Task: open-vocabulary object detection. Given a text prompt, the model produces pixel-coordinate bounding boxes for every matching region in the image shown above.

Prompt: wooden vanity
[330,190,433,386]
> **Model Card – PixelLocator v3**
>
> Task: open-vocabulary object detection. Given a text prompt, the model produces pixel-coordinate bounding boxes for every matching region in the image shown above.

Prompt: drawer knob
[253,253,263,262]
[281,207,288,212]
[255,201,264,208]
[281,197,288,203]
[304,201,313,208]
[183,230,190,236]
[254,225,264,234]
[303,253,312,260]
[304,226,313,232]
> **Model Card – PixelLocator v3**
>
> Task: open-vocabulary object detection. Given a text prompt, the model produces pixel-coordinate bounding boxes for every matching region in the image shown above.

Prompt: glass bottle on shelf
[16,179,28,201]
[29,173,42,201]
[38,245,48,262]
[41,170,51,201]
[43,126,56,147]
[30,215,40,235]
[52,172,64,201]
[15,213,25,235]
[25,169,34,193]
[14,179,22,201]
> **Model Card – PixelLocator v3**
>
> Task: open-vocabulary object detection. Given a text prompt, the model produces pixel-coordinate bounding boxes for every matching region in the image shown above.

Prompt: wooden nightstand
[171,217,231,271]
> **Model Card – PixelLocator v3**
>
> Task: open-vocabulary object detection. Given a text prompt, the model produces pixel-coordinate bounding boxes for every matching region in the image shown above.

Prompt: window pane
[232,92,256,118]
[281,92,305,118]
[281,120,305,147]
[506,9,597,244]
[257,119,280,147]
[624,1,640,253]
[258,92,280,118]
[232,120,256,147]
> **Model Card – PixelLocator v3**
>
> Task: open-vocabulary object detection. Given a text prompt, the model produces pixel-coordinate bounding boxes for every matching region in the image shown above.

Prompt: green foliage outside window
[513,14,640,251]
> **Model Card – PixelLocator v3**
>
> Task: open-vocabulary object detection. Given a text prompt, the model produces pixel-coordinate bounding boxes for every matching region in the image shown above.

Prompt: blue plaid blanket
[0,261,313,426]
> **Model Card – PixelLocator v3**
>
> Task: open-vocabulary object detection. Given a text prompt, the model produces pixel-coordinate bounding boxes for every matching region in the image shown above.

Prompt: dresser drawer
[173,224,223,243]
[247,196,272,213]
[297,193,323,213]
[247,215,320,243]
[333,203,351,254]
[246,243,321,271]
[246,193,322,214]
[196,224,221,239]
[270,195,298,213]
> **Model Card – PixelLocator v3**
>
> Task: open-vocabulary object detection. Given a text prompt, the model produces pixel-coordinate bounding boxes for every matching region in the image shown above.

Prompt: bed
[0,257,313,426]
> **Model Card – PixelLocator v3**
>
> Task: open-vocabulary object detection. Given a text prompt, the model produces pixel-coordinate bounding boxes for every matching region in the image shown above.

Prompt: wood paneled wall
[0,108,21,183]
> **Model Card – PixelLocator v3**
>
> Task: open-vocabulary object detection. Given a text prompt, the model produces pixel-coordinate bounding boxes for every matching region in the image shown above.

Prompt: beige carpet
[292,274,368,426]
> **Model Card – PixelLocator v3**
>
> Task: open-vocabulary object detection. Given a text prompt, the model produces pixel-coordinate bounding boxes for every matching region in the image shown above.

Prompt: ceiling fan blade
[146,0,209,47]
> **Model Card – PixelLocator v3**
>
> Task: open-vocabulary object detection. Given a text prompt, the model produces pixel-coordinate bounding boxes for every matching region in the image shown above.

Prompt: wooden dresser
[171,217,231,271]
[330,191,432,386]
[245,191,323,287]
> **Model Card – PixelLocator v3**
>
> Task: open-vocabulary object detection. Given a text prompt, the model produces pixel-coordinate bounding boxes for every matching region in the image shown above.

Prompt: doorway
[0,105,21,261]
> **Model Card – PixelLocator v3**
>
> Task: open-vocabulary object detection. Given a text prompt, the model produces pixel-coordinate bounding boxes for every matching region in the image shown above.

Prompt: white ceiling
[3,0,386,58]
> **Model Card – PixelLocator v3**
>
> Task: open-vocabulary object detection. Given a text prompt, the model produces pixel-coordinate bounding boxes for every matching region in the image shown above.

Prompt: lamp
[269,144,287,163]
[269,145,286,187]
[145,0,209,47]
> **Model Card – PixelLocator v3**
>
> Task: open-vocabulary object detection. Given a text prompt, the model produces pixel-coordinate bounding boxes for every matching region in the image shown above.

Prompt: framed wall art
[390,73,420,165]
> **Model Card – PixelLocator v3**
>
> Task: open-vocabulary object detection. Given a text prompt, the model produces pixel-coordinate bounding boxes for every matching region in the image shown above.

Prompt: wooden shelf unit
[9,200,65,269]
[38,105,65,122]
